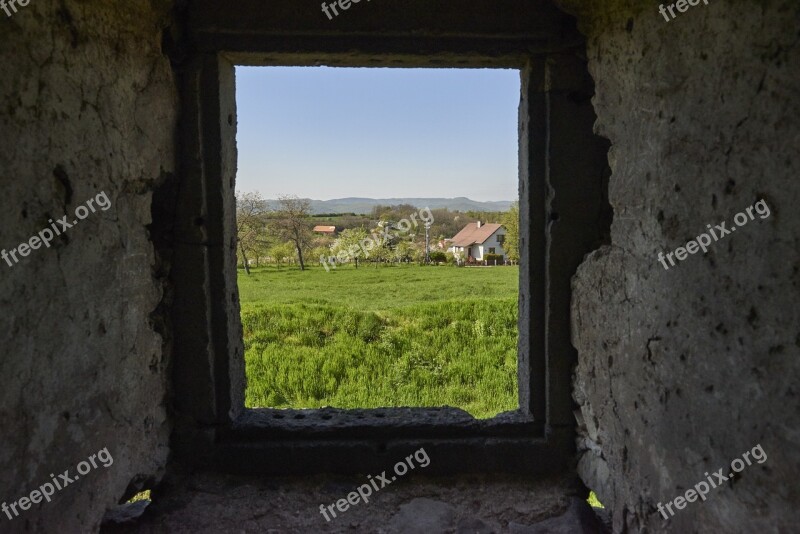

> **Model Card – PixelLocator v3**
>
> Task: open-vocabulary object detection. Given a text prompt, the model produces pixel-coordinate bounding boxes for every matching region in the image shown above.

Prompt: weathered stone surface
[0,0,176,531]
[456,515,497,533]
[387,498,456,533]
[555,0,800,532]
[101,500,150,525]
[100,472,575,533]
[508,497,607,533]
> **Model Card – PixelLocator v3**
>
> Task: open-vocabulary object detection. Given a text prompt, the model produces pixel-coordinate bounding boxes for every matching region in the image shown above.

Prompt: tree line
[236,192,520,273]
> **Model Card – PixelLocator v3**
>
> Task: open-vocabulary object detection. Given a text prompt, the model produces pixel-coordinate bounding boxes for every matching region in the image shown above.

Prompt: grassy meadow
[239,264,519,418]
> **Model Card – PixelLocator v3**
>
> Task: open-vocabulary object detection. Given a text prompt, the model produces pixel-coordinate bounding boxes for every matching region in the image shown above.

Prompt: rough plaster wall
[554,0,800,532]
[0,0,175,531]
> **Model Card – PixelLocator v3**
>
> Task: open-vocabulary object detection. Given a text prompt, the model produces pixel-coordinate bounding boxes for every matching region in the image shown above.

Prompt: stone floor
[101,470,609,533]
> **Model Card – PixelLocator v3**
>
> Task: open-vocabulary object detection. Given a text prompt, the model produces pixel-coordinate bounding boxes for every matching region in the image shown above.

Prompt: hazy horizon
[234,194,516,202]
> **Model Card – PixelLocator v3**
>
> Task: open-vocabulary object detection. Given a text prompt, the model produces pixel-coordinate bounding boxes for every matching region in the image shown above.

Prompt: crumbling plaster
[0,0,176,531]
[557,0,800,531]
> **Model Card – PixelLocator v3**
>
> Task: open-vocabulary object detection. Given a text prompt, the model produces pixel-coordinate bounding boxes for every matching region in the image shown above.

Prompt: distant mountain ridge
[266,197,514,214]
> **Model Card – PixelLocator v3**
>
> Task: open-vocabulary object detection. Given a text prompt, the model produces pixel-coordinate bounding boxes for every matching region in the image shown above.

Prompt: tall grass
[240,265,519,418]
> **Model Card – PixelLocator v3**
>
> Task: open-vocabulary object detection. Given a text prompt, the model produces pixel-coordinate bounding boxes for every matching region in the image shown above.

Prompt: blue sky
[235,67,520,202]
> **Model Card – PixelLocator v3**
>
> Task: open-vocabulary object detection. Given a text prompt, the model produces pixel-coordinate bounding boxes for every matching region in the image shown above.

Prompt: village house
[312,225,337,236]
[447,221,507,262]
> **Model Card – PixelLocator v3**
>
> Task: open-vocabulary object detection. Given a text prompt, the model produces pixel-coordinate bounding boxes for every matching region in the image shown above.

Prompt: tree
[370,204,390,219]
[370,242,392,266]
[271,195,313,270]
[393,240,414,263]
[235,191,269,275]
[269,241,296,265]
[311,245,332,267]
[501,201,520,262]
[331,227,370,268]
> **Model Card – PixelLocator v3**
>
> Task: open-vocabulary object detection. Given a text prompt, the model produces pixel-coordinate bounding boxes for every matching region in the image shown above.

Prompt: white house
[447,221,507,262]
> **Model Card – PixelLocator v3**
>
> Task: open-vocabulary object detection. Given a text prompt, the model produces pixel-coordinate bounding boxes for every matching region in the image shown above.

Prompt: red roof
[313,225,337,233]
[450,222,503,246]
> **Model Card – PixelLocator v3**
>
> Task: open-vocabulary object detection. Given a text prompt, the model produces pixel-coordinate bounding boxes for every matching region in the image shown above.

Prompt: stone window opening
[165,0,611,478]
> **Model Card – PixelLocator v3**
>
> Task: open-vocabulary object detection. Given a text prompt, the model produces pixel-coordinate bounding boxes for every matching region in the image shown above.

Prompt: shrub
[484,253,504,264]
[429,251,447,264]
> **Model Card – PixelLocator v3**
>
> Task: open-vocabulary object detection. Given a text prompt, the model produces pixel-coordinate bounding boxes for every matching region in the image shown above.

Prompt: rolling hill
[266,197,514,214]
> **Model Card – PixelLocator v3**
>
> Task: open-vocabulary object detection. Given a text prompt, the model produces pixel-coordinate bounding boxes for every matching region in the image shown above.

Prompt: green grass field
[239,264,519,418]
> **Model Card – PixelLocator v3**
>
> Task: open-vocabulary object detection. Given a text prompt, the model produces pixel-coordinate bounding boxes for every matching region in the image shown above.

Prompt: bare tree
[235,191,269,275]
[271,195,313,271]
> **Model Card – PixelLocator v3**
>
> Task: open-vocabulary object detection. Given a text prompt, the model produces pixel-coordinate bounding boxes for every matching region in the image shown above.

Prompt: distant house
[313,225,337,236]
[447,221,507,262]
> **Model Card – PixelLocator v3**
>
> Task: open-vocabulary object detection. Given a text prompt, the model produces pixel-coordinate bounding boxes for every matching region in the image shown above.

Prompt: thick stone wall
[2,0,798,531]
[0,1,175,531]
[558,0,800,531]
